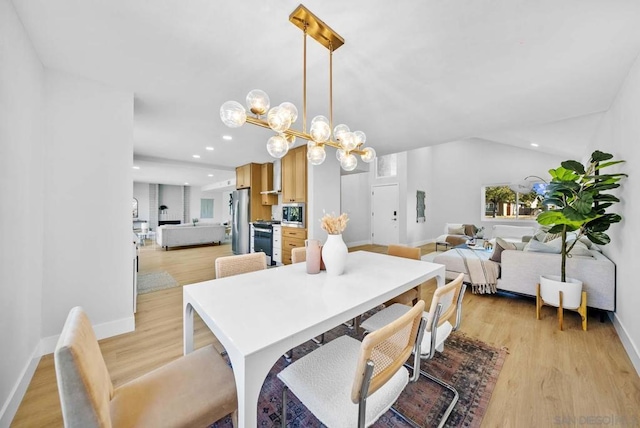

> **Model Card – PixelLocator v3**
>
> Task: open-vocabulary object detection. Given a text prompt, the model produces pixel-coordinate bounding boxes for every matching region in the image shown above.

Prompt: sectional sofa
[156,223,226,250]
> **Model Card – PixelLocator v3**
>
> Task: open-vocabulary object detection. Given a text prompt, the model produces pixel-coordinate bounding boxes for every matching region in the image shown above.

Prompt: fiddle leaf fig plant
[537,150,627,282]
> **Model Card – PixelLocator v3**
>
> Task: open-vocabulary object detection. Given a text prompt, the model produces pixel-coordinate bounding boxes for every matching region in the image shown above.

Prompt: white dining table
[183,250,445,427]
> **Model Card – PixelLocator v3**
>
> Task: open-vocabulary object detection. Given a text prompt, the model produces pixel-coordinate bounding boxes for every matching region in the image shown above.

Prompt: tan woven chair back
[215,252,267,278]
[425,273,463,332]
[351,300,425,403]
[291,247,306,264]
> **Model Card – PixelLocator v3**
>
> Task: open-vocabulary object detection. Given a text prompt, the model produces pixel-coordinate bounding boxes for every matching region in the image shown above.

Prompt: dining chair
[278,300,426,427]
[291,246,306,264]
[54,307,238,428]
[359,273,466,428]
[215,252,267,278]
[384,244,421,306]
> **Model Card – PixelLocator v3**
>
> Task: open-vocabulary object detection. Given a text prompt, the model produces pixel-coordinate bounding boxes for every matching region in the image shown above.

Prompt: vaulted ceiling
[12,0,640,186]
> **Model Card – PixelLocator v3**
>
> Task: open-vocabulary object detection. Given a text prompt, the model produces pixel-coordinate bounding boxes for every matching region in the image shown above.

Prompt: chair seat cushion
[110,345,236,428]
[361,304,453,356]
[277,335,408,428]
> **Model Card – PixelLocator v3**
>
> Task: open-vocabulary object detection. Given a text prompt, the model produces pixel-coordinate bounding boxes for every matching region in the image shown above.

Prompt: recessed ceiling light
[206,146,214,151]
[208,174,214,177]
[223,135,232,141]
[184,182,189,185]
[530,143,539,147]
[192,154,201,158]
[132,166,140,169]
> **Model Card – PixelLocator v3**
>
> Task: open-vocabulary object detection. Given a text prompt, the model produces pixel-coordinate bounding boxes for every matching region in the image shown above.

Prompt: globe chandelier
[219,4,376,171]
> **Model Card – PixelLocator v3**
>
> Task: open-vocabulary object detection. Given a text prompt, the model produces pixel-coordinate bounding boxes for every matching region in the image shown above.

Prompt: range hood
[260,159,281,194]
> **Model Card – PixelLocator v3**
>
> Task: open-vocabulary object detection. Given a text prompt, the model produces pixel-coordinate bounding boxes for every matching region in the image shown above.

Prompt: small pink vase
[305,239,321,274]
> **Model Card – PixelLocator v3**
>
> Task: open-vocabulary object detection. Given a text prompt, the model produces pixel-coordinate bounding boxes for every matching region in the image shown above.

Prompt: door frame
[371,183,400,246]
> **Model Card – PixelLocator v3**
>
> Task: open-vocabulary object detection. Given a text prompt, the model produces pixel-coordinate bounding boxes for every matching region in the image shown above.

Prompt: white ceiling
[12,0,640,186]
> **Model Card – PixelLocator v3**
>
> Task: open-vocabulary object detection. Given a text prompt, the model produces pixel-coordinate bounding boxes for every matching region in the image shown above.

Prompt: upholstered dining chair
[384,244,422,306]
[359,273,466,428]
[291,246,306,264]
[54,307,238,428]
[215,252,266,279]
[278,300,426,427]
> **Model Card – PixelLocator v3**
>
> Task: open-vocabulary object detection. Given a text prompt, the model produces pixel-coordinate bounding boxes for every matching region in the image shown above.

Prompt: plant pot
[539,275,583,310]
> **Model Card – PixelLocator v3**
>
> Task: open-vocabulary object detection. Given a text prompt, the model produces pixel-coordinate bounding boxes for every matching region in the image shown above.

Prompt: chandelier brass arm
[220,4,376,171]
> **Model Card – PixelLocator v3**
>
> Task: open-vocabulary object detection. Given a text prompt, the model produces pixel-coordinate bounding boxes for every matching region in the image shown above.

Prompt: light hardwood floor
[11,241,640,427]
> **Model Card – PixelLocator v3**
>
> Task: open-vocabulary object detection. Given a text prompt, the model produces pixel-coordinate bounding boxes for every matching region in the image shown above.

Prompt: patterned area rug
[137,271,178,294]
[211,320,506,427]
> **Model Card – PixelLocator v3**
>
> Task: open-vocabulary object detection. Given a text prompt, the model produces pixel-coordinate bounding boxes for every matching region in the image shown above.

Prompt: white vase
[539,275,583,310]
[322,234,348,276]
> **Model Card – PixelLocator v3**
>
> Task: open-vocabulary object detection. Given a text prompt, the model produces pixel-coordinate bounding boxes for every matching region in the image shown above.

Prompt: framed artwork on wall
[376,153,397,178]
[416,190,426,223]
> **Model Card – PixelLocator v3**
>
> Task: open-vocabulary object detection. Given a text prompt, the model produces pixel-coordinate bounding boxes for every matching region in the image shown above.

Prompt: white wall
[158,184,183,222]
[589,54,640,374]
[133,181,150,222]
[308,157,341,241]
[406,147,433,246]
[41,70,134,341]
[189,187,229,224]
[427,139,565,240]
[0,0,44,423]
[341,173,372,246]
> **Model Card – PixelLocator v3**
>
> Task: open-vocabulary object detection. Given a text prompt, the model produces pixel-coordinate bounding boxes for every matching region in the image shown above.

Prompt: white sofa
[156,223,226,250]
[497,249,615,311]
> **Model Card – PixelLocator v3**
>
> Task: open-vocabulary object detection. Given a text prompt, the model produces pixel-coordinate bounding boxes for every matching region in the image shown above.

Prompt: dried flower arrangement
[320,212,349,235]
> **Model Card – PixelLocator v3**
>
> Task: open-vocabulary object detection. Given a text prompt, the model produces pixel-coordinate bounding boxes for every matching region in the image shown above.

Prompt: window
[482,184,546,221]
[200,198,214,219]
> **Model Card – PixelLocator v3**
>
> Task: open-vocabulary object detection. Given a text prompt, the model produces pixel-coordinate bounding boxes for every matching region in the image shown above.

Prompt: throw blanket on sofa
[455,248,499,294]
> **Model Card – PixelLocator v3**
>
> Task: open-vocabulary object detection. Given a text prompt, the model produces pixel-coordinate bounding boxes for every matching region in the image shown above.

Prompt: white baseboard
[0,346,41,428]
[345,239,371,247]
[611,313,640,376]
[39,315,135,356]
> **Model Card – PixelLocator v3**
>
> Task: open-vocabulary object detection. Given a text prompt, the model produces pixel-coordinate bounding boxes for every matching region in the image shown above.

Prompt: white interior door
[372,184,399,245]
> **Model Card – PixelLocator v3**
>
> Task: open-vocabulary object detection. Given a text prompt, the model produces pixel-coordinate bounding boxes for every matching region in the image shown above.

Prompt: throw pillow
[513,242,527,251]
[490,237,517,262]
[448,225,465,235]
[568,240,594,257]
[524,239,561,253]
[463,224,476,237]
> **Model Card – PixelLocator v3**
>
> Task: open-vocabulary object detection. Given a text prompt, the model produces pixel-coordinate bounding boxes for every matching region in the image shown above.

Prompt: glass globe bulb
[279,102,298,124]
[266,135,289,159]
[307,144,326,165]
[333,124,350,142]
[246,89,270,115]
[336,148,346,161]
[360,147,376,163]
[284,133,296,147]
[340,153,358,171]
[307,140,317,149]
[353,130,366,147]
[310,117,331,143]
[340,132,358,151]
[267,106,291,133]
[220,101,247,128]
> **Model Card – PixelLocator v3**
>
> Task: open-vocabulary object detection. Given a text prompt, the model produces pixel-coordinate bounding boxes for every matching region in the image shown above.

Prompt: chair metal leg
[419,369,459,428]
[281,385,288,427]
[311,333,325,346]
[390,406,423,428]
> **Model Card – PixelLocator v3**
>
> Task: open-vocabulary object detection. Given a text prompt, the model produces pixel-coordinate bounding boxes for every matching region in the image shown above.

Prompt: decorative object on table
[476,226,485,238]
[536,150,627,330]
[320,212,349,276]
[219,5,376,172]
[304,239,321,274]
[416,190,426,223]
[192,218,199,226]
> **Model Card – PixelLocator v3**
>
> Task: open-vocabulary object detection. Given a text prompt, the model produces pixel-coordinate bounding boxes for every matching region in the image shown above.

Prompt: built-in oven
[282,203,305,228]
[252,221,279,266]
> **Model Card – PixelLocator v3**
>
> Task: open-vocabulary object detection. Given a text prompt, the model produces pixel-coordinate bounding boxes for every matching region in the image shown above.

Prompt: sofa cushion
[490,238,517,262]
[448,225,465,235]
[524,239,561,253]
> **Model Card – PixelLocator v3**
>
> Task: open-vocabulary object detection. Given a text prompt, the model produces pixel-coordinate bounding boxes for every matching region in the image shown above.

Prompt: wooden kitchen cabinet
[235,164,251,189]
[260,163,277,206]
[281,145,307,203]
[282,227,307,265]
[236,163,271,221]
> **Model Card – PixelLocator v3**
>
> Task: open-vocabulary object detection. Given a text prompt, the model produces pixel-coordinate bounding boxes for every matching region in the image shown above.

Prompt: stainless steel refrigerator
[231,189,250,254]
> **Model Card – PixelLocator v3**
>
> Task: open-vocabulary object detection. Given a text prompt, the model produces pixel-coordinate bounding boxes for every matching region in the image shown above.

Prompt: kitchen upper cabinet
[261,163,277,206]
[282,146,307,203]
[235,164,251,189]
